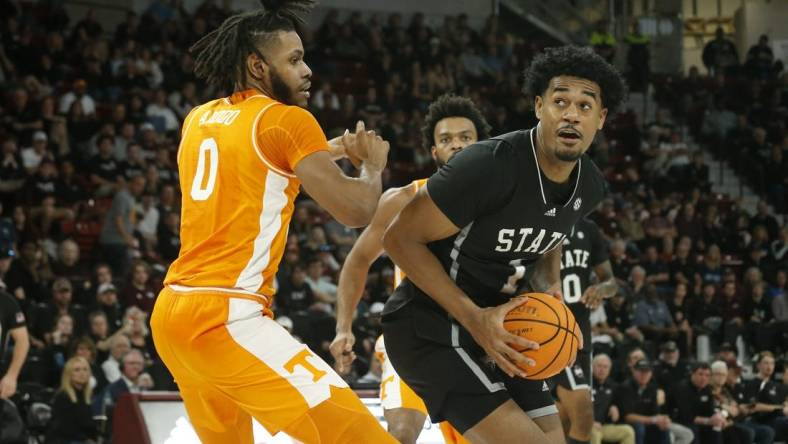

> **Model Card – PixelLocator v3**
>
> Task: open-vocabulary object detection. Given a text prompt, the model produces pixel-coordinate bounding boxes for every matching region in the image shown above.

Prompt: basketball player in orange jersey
[381,46,627,443]
[329,94,491,444]
[149,1,397,443]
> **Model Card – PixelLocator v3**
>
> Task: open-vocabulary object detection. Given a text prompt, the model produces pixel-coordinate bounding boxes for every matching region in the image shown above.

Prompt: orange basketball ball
[503,292,580,380]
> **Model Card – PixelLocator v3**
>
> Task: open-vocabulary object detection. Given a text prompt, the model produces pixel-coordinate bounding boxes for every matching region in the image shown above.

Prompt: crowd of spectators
[0,0,786,442]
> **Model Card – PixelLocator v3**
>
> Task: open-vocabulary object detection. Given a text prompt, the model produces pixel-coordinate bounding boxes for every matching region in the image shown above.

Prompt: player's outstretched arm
[383,188,538,378]
[330,185,414,372]
[295,124,389,228]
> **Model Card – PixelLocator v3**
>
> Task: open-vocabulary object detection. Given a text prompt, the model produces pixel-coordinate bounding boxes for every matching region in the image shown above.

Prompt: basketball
[503,293,580,380]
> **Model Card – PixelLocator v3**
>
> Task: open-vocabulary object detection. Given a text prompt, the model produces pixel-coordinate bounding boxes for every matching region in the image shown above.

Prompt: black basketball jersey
[560,218,609,344]
[385,128,607,316]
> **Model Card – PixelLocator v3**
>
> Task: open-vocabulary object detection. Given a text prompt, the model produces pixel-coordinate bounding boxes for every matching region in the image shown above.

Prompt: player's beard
[269,66,297,106]
[554,145,584,162]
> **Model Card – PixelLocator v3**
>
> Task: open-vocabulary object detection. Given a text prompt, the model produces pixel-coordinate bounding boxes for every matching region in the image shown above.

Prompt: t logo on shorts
[284,349,327,382]
[380,375,395,400]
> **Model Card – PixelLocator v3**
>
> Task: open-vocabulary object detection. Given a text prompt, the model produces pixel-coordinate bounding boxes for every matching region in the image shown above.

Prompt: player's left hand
[581,285,605,310]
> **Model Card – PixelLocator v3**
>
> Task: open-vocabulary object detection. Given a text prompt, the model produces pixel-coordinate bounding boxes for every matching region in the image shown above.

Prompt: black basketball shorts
[382,301,557,434]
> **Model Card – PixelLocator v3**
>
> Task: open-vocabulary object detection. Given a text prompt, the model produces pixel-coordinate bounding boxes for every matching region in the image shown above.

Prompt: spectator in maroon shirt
[119,260,157,315]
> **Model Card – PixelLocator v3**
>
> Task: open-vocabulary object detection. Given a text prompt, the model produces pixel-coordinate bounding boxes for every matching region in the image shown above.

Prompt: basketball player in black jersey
[381,45,627,443]
[553,218,618,444]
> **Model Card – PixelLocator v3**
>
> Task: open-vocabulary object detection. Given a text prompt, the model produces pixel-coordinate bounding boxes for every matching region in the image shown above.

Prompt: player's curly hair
[190,0,315,91]
[523,45,627,114]
[421,94,491,150]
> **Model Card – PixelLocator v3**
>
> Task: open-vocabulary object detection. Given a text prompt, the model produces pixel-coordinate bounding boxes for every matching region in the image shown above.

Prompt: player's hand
[327,131,350,161]
[581,285,605,310]
[466,297,539,379]
[0,374,17,399]
[329,331,356,374]
[544,281,562,301]
[346,121,389,172]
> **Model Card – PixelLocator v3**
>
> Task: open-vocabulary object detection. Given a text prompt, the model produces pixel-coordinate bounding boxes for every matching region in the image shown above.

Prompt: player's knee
[388,422,421,444]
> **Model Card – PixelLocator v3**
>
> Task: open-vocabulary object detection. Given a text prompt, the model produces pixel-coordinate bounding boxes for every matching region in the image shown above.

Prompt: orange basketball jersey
[165,89,328,302]
[393,178,428,287]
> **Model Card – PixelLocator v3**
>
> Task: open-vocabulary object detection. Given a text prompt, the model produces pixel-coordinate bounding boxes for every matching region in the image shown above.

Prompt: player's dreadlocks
[190,0,315,91]
[421,94,492,150]
[523,45,627,114]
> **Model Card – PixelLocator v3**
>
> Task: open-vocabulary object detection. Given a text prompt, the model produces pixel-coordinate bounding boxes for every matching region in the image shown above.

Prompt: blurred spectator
[702,28,739,76]
[624,21,650,93]
[745,352,788,440]
[94,282,123,332]
[654,341,690,394]
[99,175,146,277]
[589,20,616,63]
[101,334,130,384]
[615,358,694,444]
[69,337,107,395]
[709,360,763,444]
[120,260,157,314]
[46,356,98,444]
[745,35,774,80]
[98,349,153,415]
[591,354,636,444]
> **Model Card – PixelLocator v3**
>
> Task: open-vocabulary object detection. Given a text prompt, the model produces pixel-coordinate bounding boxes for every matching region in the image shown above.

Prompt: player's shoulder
[261,100,317,126]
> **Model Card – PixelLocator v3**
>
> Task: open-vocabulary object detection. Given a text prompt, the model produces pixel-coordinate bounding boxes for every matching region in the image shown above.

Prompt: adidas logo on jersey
[544,208,556,217]
[542,381,550,391]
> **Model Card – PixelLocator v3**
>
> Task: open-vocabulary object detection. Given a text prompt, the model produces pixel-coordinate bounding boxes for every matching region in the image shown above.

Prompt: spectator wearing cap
[615,358,692,444]
[31,277,87,347]
[591,353,636,444]
[20,130,52,174]
[654,340,690,395]
[673,362,732,444]
[99,175,146,277]
[745,352,788,440]
[94,282,123,332]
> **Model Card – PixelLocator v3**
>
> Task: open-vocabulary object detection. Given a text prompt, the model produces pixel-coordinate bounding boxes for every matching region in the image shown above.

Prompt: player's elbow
[334,206,374,229]
[382,224,402,257]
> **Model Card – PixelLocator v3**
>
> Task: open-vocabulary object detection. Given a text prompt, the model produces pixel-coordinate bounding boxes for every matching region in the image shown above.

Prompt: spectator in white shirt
[59,79,96,115]
[145,88,179,132]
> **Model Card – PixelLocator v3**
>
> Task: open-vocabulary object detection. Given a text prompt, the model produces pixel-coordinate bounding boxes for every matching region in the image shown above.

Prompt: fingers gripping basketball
[503,293,580,380]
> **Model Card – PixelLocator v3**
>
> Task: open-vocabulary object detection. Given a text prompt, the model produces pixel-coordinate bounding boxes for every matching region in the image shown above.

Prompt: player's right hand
[466,297,539,379]
[329,331,356,374]
[347,121,389,172]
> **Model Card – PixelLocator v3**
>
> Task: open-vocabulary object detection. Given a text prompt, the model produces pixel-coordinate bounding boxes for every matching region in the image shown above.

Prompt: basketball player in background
[381,46,627,443]
[150,1,397,443]
[553,217,619,444]
[330,94,491,444]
